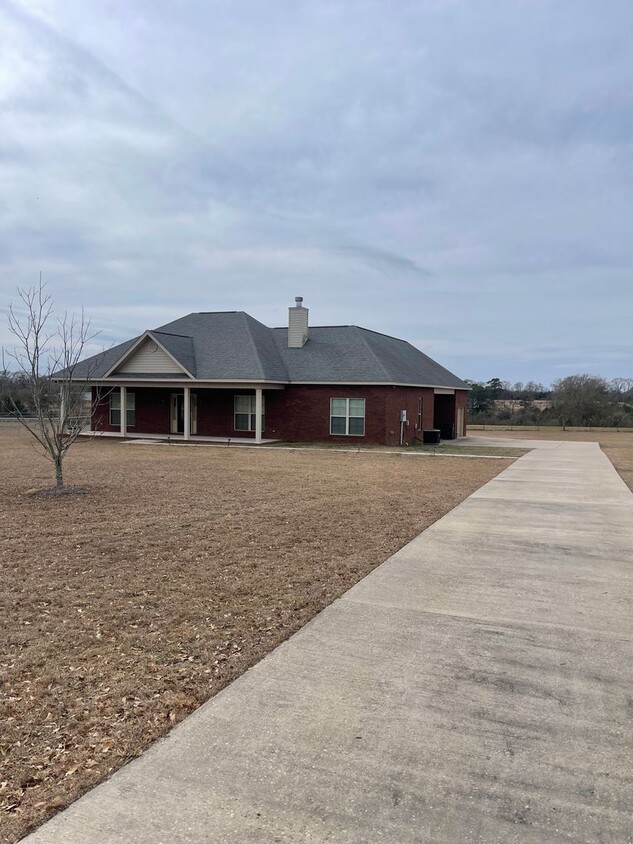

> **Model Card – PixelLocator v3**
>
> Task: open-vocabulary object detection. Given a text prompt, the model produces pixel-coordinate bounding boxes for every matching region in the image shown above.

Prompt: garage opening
[433,390,457,439]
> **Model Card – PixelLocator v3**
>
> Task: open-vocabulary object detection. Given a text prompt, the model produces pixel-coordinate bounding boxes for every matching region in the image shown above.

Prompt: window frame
[234,394,265,432]
[109,390,135,427]
[329,397,366,437]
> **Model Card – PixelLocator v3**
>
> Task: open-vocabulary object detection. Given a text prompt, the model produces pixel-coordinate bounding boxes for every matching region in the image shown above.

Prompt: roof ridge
[272,324,357,330]
[355,325,410,343]
[240,313,269,381]
[272,324,409,344]
[354,326,391,381]
[151,330,192,339]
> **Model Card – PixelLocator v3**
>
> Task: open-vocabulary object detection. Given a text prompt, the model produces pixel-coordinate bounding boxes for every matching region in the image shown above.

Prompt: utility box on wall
[400,410,407,423]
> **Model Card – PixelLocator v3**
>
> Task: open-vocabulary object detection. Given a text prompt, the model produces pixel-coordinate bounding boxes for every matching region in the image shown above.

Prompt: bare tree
[609,377,633,403]
[3,280,98,492]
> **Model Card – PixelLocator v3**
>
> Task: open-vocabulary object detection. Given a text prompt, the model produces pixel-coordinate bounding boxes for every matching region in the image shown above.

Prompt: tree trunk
[54,456,64,490]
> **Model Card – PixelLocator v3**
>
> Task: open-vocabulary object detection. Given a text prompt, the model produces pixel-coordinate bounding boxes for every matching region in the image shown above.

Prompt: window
[109,391,135,427]
[417,397,423,430]
[330,397,365,436]
[234,394,265,432]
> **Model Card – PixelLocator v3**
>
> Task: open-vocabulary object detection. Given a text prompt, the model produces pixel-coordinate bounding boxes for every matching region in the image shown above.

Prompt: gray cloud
[1,0,632,385]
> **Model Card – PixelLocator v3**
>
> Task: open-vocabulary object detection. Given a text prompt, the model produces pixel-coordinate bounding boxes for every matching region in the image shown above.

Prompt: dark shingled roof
[271,326,467,387]
[154,312,290,381]
[152,331,196,376]
[65,311,468,389]
[67,337,139,380]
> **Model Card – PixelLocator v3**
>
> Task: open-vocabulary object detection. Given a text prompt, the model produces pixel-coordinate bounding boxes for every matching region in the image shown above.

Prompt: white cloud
[1,0,632,385]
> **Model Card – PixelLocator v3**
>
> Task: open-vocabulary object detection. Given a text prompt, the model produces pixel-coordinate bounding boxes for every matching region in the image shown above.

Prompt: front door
[170,393,197,434]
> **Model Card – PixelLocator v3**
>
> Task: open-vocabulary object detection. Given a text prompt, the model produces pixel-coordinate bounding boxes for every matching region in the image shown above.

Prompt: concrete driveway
[452,434,565,450]
[25,442,633,843]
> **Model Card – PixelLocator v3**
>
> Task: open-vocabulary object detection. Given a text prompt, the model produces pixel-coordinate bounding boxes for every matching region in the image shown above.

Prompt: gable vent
[115,337,183,374]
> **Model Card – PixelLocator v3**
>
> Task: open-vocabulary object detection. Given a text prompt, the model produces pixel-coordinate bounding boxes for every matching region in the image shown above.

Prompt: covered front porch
[91,383,283,445]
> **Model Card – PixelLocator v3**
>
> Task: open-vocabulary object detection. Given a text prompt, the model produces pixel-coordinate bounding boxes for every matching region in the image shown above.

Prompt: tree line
[466,375,633,428]
[0,371,32,414]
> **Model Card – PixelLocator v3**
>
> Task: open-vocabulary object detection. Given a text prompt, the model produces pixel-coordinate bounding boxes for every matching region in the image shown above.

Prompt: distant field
[469,424,632,433]
[0,423,512,842]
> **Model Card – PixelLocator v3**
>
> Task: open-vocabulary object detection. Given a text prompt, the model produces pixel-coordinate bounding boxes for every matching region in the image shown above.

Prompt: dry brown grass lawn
[468,428,633,492]
[0,425,511,843]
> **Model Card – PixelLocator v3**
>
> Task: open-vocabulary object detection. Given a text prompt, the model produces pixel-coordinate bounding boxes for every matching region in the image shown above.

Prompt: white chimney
[288,296,309,348]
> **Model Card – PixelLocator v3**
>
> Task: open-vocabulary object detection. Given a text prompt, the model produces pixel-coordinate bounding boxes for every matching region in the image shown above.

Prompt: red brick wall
[265,385,385,444]
[383,386,435,445]
[137,388,170,434]
[91,384,466,444]
[265,385,437,446]
[92,387,171,434]
[196,390,247,437]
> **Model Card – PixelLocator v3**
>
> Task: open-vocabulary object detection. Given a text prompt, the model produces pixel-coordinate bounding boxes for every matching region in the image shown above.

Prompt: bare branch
[4,278,100,490]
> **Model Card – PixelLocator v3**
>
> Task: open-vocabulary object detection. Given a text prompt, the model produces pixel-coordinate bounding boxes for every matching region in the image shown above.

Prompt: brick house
[72,298,469,446]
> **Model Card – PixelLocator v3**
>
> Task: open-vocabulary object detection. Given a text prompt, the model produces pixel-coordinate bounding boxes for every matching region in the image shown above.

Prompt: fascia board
[287,381,471,390]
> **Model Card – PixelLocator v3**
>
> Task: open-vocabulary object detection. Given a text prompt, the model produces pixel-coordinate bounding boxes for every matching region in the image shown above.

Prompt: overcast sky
[1,0,632,385]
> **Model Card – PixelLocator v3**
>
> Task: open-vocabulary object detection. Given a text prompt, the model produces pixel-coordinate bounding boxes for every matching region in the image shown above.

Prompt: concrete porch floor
[80,431,280,445]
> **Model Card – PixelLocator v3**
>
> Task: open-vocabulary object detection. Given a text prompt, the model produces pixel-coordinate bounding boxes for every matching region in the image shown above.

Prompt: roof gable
[106,331,194,378]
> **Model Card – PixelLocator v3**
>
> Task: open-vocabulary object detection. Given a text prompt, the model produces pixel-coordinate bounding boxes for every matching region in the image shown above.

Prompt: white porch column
[120,386,127,438]
[254,388,263,444]
[183,386,191,440]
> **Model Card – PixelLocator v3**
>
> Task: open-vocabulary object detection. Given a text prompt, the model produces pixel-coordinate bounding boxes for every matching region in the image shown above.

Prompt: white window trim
[330,397,366,437]
[234,394,265,432]
[109,390,135,427]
